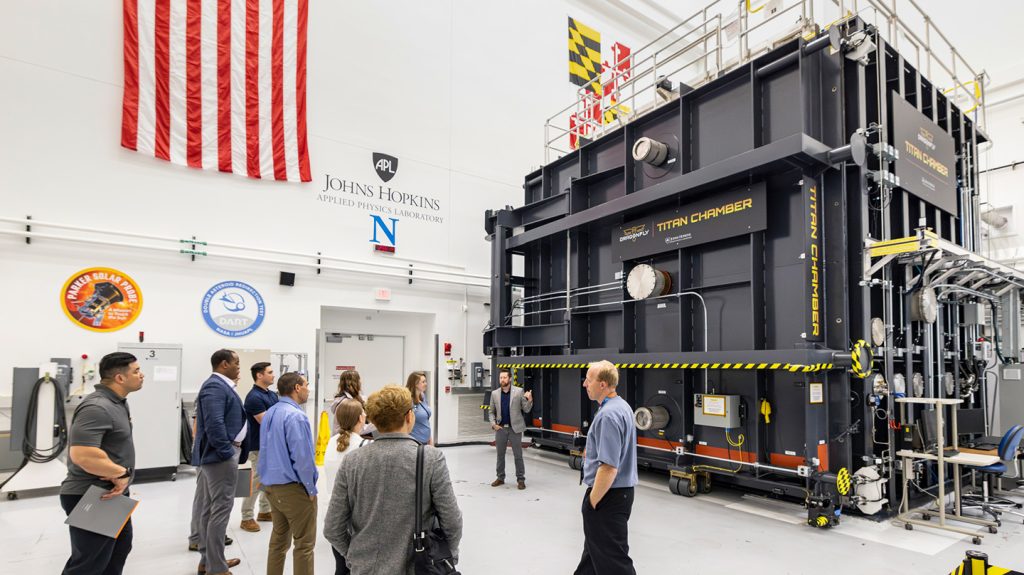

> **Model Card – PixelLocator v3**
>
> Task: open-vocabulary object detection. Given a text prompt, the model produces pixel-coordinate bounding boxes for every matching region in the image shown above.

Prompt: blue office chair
[961,425,1024,523]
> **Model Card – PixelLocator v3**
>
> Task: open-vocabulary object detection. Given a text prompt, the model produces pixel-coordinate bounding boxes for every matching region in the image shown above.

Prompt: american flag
[121,0,311,182]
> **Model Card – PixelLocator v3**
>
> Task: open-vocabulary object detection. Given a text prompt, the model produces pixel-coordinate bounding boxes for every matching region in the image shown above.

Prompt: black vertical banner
[804,176,823,342]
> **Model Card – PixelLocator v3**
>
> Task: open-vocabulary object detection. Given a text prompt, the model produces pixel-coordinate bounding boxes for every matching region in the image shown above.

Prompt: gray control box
[693,394,741,428]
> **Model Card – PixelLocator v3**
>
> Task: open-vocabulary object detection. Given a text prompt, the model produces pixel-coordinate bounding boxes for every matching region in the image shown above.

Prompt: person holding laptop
[60,352,143,575]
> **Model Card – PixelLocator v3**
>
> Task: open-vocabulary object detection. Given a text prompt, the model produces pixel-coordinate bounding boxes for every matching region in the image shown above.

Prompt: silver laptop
[64,484,139,539]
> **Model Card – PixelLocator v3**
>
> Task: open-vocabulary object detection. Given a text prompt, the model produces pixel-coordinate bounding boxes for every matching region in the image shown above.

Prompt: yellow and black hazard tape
[836,467,851,496]
[850,339,873,379]
[949,551,1024,575]
[497,362,836,373]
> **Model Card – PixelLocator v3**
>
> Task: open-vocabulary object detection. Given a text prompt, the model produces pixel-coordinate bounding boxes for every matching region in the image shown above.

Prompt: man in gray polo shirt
[60,351,143,575]
[574,360,637,575]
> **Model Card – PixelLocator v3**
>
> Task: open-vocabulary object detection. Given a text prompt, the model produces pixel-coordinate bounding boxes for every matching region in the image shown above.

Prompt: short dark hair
[277,372,306,396]
[251,362,272,381]
[99,352,137,380]
[210,349,236,370]
[499,368,512,377]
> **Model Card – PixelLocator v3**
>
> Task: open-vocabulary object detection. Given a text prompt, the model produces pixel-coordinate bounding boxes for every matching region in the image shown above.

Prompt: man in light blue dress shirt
[257,372,318,575]
[575,360,637,575]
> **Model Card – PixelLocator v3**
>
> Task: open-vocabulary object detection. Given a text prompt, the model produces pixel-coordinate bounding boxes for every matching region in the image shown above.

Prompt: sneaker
[491,479,504,487]
[239,519,260,532]
[256,512,273,522]
[517,480,526,490]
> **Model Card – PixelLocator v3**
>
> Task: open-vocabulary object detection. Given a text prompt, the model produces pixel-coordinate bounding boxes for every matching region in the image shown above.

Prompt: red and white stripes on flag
[121,0,311,182]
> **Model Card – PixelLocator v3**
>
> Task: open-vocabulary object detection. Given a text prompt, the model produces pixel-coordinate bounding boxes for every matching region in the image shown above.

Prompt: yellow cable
[726,429,746,448]
[746,0,766,13]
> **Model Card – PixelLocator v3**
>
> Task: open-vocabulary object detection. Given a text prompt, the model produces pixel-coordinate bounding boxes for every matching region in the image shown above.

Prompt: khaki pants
[265,483,317,575]
[240,450,272,520]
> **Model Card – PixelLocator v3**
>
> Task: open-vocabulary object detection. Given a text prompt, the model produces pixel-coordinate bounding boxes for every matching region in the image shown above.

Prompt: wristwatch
[117,467,133,479]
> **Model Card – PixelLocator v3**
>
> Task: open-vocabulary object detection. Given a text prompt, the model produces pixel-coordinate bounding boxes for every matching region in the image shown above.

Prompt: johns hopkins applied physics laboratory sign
[201,281,266,337]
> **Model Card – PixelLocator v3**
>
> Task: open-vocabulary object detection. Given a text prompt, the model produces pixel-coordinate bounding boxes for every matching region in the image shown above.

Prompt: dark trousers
[60,492,133,575]
[331,546,351,575]
[574,487,635,575]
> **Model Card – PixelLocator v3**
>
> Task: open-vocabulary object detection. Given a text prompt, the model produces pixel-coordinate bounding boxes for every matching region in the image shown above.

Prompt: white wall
[1,0,682,442]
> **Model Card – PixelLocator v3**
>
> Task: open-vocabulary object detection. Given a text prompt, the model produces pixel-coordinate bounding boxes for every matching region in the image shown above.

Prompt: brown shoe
[239,519,260,532]
[518,480,526,490]
[198,559,241,573]
[256,512,273,522]
[491,479,504,487]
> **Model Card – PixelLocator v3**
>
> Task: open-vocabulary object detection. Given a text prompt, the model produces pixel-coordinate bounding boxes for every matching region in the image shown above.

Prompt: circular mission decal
[61,267,143,332]
[201,280,266,337]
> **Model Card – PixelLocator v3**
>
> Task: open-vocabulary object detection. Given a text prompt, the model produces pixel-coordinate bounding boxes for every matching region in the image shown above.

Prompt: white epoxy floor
[2,445,1023,574]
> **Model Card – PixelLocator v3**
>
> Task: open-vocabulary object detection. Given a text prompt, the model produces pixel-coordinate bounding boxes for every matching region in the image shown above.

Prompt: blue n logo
[370,215,398,246]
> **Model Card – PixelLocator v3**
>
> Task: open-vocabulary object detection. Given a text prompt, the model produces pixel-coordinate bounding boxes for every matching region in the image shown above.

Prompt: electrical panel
[693,394,741,428]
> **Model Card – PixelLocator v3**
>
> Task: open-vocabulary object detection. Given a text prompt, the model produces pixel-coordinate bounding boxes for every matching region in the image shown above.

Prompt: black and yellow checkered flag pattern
[569,17,602,95]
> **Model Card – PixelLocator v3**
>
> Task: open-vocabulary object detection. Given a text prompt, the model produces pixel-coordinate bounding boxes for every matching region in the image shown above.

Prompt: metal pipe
[684,450,803,476]
[0,229,490,289]
[754,33,833,79]
[0,216,483,280]
[932,284,999,302]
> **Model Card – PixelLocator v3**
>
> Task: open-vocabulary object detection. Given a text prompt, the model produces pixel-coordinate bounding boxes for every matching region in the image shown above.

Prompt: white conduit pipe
[0,216,486,281]
[0,229,489,289]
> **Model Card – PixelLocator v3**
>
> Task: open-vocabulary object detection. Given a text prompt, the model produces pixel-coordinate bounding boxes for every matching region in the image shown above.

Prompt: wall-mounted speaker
[279,272,295,286]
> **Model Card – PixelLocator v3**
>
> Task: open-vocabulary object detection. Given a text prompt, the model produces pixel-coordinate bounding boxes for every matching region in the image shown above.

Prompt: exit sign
[375,287,391,301]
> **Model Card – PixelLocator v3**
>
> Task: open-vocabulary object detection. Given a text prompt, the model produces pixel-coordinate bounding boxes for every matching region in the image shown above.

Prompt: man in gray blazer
[489,368,533,489]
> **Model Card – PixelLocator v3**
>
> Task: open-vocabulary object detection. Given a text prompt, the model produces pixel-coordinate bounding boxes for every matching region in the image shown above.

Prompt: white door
[118,343,182,471]
[320,333,404,419]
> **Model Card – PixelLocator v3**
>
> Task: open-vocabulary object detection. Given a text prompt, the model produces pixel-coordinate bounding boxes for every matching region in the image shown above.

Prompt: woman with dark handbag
[323,385,463,575]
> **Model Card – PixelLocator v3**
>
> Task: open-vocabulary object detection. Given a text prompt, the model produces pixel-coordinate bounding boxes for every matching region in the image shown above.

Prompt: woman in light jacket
[406,371,431,445]
[323,385,462,575]
[324,400,368,575]
[331,370,376,437]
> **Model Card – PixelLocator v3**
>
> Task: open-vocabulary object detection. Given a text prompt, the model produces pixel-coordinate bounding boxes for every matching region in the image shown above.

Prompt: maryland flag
[568,17,602,95]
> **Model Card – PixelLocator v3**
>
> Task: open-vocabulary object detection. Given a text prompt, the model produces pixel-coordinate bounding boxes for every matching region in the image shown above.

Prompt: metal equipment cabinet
[484,8,1022,529]
[118,343,182,476]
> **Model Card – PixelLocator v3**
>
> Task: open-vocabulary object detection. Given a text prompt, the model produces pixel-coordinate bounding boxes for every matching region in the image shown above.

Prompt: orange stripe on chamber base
[817,443,829,472]
[532,418,542,427]
[550,423,580,433]
[694,444,757,463]
[768,453,805,469]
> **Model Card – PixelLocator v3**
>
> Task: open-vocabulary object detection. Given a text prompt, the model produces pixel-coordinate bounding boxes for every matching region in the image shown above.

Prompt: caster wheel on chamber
[904,523,913,531]
[921,514,931,521]
[988,526,998,534]
[669,476,697,497]
[6,492,17,501]
[972,536,982,545]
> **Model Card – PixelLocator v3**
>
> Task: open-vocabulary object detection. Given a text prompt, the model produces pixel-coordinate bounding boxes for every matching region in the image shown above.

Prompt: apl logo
[373,153,398,183]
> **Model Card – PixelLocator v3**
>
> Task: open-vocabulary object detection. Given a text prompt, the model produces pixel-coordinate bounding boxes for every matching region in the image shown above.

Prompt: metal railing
[544,0,986,161]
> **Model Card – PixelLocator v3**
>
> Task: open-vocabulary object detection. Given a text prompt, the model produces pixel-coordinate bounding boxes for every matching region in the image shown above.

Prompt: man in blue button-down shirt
[257,372,318,575]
